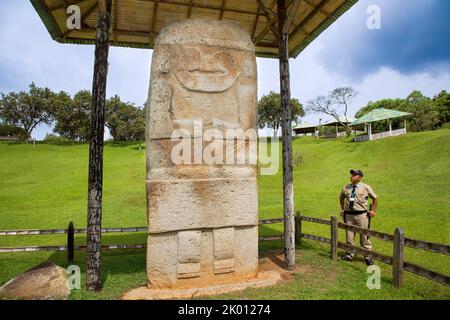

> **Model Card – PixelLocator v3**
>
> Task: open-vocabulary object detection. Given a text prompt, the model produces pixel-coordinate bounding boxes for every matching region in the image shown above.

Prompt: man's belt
[344,210,367,215]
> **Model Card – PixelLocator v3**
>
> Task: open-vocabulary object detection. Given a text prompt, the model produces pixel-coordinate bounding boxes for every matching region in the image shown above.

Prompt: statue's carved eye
[170,46,200,62]
[214,52,235,66]
[180,47,201,61]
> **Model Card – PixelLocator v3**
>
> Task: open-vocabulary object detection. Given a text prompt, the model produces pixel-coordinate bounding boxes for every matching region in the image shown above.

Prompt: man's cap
[350,169,364,177]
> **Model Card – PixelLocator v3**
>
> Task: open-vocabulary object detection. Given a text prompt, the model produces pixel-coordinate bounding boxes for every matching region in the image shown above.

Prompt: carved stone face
[170,45,241,93]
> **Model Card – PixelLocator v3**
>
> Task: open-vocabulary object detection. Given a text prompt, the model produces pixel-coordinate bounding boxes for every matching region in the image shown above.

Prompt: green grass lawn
[0,129,449,299]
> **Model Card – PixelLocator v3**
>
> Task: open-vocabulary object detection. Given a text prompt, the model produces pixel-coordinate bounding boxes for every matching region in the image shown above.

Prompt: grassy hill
[0,129,449,299]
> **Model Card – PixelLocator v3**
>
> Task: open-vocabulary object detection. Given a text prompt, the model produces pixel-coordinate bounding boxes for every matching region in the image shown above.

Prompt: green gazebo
[351,108,413,142]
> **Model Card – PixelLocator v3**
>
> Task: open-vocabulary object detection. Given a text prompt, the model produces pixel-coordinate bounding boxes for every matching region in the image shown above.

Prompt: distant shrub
[440,122,450,130]
[0,125,27,140]
[43,134,74,145]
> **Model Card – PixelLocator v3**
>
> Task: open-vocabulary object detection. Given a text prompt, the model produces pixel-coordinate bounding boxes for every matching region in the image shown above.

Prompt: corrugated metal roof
[351,108,413,125]
[293,121,316,129]
[323,115,355,126]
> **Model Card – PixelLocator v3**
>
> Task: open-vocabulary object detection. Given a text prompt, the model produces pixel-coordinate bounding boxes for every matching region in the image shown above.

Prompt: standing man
[340,169,378,266]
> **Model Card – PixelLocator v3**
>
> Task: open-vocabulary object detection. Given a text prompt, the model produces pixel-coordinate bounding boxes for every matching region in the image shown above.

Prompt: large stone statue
[146,19,258,288]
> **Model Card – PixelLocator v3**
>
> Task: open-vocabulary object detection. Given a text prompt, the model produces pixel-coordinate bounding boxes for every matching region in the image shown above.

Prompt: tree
[105,95,145,142]
[306,87,359,136]
[355,98,403,118]
[258,91,304,138]
[53,90,92,142]
[401,90,440,132]
[433,90,450,126]
[0,83,58,140]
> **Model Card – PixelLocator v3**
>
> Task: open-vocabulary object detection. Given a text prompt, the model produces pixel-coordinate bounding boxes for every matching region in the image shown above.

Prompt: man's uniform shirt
[340,182,377,212]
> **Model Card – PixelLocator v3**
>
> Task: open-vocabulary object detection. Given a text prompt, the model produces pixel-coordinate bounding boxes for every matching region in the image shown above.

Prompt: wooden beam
[290,0,331,40]
[277,0,296,271]
[251,6,261,41]
[187,0,193,18]
[83,2,100,24]
[50,0,86,11]
[150,0,159,35]
[282,0,301,34]
[41,0,67,40]
[254,0,277,44]
[86,0,112,292]
[113,0,119,41]
[77,28,158,38]
[303,0,330,17]
[219,0,226,20]
[139,0,257,16]
[257,0,279,40]
[255,0,296,45]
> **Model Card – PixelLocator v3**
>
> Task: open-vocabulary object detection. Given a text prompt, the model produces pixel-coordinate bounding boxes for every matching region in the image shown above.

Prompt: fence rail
[0,227,148,236]
[301,233,331,244]
[404,237,450,256]
[338,222,394,242]
[403,261,450,287]
[259,218,284,225]
[300,216,330,225]
[0,243,147,253]
[0,220,288,255]
[1,215,449,289]
[337,242,393,265]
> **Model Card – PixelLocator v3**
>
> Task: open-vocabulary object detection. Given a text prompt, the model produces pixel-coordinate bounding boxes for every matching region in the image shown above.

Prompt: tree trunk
[278,0,295,271]
[86,0,112,292]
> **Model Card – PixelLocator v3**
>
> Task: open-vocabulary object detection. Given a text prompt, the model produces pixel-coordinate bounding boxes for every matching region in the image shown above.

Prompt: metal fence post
[295,211,302,245]
[67,221,74,265]
[393,227,405,288]
[331,216,338,260]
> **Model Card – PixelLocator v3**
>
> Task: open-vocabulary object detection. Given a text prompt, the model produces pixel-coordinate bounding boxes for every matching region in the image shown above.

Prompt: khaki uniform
[340,182,377,257]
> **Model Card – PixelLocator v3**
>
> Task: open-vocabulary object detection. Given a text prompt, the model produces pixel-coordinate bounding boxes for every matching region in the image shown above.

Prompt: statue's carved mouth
[187,68,228,75]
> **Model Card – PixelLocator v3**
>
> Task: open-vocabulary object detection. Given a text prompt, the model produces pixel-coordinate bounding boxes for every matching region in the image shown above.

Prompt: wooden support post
[295,211,302,244]
[392,228,405,288]
[277,0,295,271]
[67,221,74,265]
[331,216,338,260]
[86,0,112,292]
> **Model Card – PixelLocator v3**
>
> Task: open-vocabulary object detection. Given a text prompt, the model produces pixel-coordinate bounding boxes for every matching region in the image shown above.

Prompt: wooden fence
[1,214,449,288]
[292,213,449,288]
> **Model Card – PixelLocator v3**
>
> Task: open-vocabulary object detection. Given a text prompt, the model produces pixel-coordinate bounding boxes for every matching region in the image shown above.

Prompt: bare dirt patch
[259,250,314,282]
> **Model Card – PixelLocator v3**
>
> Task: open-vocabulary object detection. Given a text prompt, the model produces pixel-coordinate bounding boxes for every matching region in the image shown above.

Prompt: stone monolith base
[123,271,281,300]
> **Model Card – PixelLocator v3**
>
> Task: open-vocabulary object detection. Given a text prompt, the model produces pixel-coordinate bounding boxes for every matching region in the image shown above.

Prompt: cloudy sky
[0,0,449,139]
